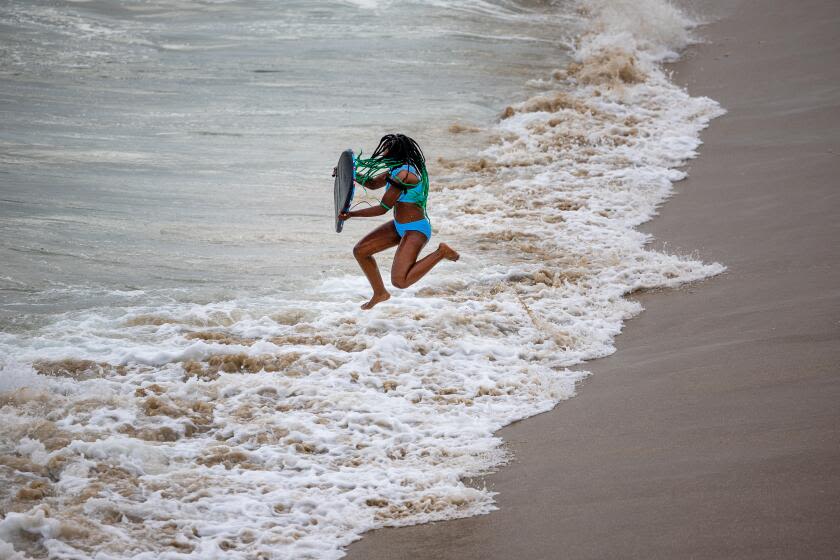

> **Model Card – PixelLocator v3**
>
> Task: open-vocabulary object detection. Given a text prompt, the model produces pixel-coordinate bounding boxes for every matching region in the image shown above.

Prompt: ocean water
[0,0,725,559]
[0,0,570,325]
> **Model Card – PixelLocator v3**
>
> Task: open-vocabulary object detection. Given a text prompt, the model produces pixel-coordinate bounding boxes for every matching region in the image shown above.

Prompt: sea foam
[0,1,724,558]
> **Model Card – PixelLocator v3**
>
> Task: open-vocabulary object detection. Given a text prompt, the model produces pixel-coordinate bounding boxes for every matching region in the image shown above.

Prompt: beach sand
[346,0,840,558]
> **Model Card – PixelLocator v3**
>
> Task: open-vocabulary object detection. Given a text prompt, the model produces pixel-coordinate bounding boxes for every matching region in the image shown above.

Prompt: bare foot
[438,243,460,262]
[361,291,390,310]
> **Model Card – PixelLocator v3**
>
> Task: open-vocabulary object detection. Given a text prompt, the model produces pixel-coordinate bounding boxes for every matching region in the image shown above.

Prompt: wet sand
[346,0,840,558]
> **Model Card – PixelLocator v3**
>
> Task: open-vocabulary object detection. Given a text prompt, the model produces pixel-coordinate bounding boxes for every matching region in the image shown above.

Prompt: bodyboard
[334,149,355,233]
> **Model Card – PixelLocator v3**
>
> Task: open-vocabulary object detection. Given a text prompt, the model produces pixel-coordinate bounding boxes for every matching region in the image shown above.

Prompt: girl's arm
[342,205,386,219]
[340,184,400,220]
[355,171,389,190]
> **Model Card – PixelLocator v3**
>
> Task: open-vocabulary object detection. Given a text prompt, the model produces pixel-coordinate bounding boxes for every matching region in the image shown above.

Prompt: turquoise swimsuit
[382,164,432,240]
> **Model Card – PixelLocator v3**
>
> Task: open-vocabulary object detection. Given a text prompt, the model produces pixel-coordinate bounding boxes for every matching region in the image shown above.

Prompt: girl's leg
[390,232,459,289]
[353,221,401,309]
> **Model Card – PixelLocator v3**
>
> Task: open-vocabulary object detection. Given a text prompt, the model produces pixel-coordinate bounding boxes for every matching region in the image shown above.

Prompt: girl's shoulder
[389,163,419,176]
[387,165,422,190]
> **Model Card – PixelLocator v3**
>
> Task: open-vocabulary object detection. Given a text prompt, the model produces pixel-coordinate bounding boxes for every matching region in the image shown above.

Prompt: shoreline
[346,0,840,558]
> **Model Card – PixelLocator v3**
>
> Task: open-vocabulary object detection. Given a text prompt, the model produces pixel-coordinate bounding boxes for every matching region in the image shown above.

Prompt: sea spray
[0,1,724,558]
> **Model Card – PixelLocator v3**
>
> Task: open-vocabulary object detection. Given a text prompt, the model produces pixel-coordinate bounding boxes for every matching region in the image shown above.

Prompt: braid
[369,134,425,174]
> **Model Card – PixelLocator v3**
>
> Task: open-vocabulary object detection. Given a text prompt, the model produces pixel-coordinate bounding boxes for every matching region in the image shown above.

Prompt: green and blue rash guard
[380,164,428,213]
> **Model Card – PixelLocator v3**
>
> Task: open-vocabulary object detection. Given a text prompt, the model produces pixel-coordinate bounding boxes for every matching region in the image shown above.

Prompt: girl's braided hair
[370,133,427,180]
[353,134,430,213]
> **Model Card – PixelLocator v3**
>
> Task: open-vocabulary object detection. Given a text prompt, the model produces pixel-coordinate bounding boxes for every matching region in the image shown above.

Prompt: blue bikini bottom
[393,217,431,240]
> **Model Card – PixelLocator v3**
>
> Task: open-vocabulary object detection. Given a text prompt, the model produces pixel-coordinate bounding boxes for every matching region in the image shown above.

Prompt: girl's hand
[339,211,351,221]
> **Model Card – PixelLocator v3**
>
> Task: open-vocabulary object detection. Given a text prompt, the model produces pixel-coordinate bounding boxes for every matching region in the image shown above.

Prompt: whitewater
[0,1,725,558]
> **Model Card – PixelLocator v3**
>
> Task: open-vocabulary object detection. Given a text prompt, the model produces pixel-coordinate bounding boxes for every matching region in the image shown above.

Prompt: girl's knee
[352,243,367,259]
[390,272,409,289]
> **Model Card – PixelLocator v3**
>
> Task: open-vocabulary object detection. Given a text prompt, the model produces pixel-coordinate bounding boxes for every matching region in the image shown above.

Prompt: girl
[338,133,459,310]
